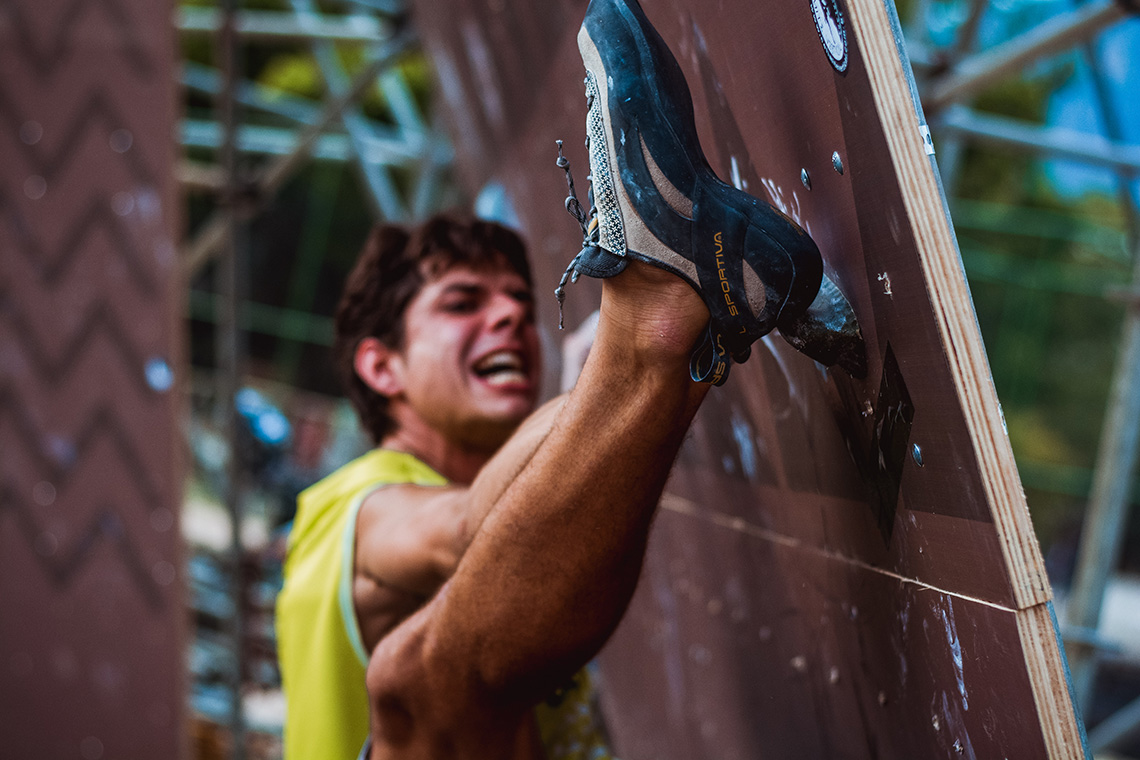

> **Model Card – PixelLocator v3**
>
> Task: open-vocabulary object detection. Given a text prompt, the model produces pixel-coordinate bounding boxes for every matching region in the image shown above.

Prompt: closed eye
[441,298,478,314]
[437,284,484,314]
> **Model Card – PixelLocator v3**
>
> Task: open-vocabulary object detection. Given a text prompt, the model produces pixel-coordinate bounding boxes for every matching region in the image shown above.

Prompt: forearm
[458,394,566,545]
[429,317,708,701]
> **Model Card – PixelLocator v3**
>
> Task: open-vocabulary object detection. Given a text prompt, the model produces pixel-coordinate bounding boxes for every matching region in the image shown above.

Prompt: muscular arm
[367,263,710,754]
[352,396,566,648]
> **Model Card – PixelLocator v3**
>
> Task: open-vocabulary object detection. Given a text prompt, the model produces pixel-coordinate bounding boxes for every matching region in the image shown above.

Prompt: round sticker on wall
[811,0,849,73]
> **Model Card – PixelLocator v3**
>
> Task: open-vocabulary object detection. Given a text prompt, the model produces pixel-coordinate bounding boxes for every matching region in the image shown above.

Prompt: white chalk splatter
[939,598,968,711]
[730,410,757,480]
[760,178,812,237]
[760,335,808,419]
[730,156,743,190]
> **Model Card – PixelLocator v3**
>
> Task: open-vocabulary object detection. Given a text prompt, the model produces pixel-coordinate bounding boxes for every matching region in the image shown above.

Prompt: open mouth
[472,349,530,388]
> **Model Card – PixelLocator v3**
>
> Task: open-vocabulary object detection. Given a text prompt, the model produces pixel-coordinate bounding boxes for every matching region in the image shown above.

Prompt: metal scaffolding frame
[175,0,454,752]
[914,0,1140,754]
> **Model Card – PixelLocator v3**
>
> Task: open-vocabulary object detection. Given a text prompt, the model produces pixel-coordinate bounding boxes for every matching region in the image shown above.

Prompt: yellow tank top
[276,448,614,760]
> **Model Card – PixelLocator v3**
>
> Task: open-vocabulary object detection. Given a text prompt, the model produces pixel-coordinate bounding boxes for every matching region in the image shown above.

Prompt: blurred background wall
[0,0,184,757]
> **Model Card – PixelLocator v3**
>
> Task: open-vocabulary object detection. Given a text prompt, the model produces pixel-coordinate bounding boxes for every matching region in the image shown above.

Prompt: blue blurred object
[1045,20,1140,202]
[924,0,1140,201]
[236,387,292,447]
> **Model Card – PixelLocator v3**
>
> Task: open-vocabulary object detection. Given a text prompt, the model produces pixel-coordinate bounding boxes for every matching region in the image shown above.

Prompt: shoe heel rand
[580,29,700,286]
[580,10,823,341]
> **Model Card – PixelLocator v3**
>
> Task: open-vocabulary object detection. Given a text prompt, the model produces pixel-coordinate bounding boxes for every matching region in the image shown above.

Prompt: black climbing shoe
[557,0,866,383]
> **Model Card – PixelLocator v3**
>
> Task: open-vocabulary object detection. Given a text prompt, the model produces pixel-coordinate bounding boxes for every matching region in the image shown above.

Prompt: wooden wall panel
[411,0,1086,755]
[600,502,1049,760]
[0,1,184,757]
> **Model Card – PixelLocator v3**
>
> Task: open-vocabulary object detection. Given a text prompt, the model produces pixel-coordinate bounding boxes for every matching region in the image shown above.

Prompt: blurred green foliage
[257,52,325,99]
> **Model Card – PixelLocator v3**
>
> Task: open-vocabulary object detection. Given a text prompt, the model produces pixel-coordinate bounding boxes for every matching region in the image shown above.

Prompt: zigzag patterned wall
[0,1,182,757]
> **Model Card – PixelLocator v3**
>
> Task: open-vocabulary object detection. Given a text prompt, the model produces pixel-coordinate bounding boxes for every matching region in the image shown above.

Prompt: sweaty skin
[364,260,711,759]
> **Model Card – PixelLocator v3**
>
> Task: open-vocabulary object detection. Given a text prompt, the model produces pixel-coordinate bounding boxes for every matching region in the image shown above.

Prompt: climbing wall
[412,0,1087,756]
[0,1,184,757]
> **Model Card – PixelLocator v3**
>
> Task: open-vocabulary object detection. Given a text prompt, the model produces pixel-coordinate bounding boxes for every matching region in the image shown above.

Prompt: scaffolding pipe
[1088,693,1140,753]
[931,0,987,200]
[181,27,415,277]
[924,0,1128,112]
[177,7,388,43]
[1068,301,1140,713]
[289,0,408,221]
[179,120,429,164]
[178,161,227,193]
[949,0,989,58]
[182,63,321,125]
[1063,20,1140,717]
[215,0,246,756]
[936,107,1140,172]
[1077,30,1140,241]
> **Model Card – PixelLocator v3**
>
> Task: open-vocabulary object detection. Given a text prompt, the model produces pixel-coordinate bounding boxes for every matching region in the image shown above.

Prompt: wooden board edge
[1015,602,1092,759]
[846,0,1050,610]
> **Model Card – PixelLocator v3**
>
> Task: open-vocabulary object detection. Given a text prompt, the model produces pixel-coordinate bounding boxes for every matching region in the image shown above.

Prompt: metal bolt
[912,443,924,467]
[800,168,812,189]
[832,151,844,174]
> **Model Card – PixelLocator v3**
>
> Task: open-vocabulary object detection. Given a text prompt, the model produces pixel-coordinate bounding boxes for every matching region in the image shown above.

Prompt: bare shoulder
[356,481,469,549]
[359,480,467,519]
[353,481,470,599]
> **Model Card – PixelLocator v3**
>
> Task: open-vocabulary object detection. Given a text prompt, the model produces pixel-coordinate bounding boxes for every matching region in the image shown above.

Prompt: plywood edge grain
[846,0,1050,610]
[1016,603,1091,759]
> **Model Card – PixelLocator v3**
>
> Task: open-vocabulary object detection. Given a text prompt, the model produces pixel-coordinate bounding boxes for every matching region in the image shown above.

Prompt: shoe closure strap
[574,244,628,278]
[689,323,730,386]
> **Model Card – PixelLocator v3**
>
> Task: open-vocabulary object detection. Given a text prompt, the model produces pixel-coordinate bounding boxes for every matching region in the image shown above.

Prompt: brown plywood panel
[0,1,184,758]
[412,0,1085,755]
[600,503,1050,760]
[416,0,1031,606]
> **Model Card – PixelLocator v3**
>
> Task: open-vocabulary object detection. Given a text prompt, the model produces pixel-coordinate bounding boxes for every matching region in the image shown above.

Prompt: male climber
[276,215,614,760]
[279,0,864,756]
[356,0,863,756]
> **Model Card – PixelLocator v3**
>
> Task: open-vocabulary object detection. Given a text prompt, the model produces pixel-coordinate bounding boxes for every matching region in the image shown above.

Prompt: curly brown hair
[334,213,532,444]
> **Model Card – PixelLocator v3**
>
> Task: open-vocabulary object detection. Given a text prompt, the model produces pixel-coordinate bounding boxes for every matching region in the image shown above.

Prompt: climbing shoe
[557,0,866,383]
